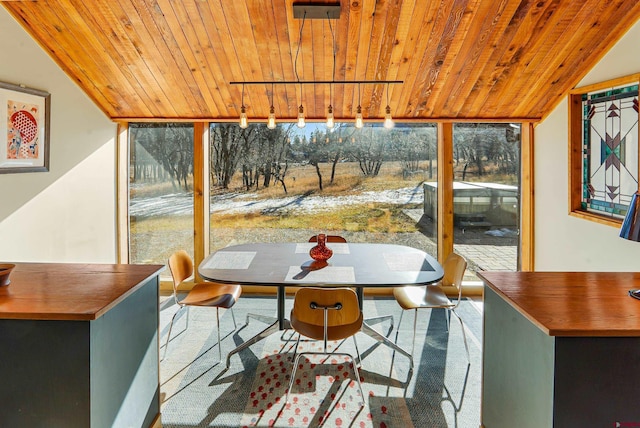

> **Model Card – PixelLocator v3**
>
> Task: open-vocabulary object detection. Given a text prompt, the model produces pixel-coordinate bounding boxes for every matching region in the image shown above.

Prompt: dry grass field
[130,160,517,266]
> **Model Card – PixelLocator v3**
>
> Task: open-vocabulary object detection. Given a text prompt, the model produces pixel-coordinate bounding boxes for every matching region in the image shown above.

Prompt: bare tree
[348,126,386,177]
[210,124,254,189]
[306,129,328,190]
[454,124,517,180]
[130,123,193,191]
[236,124,294,193]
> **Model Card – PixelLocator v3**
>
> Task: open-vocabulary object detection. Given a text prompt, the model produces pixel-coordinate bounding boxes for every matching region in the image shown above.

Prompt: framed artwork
[0,81,50,173]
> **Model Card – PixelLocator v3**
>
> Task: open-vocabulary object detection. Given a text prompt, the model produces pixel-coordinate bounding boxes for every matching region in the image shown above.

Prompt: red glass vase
[309,234,333,261]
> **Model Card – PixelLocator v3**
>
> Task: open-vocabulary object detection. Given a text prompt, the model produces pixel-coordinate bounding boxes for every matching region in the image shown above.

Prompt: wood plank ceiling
[4,0,640,123]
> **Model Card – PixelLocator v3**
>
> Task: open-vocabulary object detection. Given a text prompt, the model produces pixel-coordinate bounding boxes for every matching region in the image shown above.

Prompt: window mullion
[194,122,209,282]
[437,122,454,264]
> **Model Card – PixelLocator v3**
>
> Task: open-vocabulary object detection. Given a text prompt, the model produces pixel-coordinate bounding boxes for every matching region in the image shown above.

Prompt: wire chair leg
[286,336,303,404]
[411,308,418,356]
[350,354,365,405]
[216,307,222,360]
[162,306,184,361]
[353,335,362,367]
[280,329,298,343]
[230,307,237,330]
[451,309,470,363]
[291,334,301,363]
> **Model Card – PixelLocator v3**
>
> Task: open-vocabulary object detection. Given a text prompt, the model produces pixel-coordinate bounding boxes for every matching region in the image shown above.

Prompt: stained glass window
[582,84,639,218]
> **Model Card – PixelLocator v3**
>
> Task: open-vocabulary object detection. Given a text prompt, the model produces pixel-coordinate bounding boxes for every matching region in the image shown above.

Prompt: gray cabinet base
[0,276,159,428]
[482,287,640,428]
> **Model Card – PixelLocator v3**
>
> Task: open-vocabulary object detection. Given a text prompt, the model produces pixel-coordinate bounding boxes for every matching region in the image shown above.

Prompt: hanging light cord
[386,82,390,106]
[328,12,336,103]
[294,11,306,83]
[232,8,403,125]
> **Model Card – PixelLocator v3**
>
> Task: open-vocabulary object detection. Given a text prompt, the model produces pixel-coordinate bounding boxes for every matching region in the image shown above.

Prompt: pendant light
[297,82,306,128]
[297,105,306,128]
[231,4,403,128]
[239,83,248,128]
[355,83,363,129]
[384,82,394,129]
[267,83,276,129]
[326,104,334,129]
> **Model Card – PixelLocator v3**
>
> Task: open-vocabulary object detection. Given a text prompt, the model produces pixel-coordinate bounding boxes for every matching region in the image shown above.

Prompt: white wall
[0,8,117,263]
[535,19,640,271]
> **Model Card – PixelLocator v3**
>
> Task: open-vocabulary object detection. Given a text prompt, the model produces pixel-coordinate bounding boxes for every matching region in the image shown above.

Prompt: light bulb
[267,106,276,129]
[239,106,248,129]
[355,105,363,129]
[297,105,306,128]
[384,105,394,129]
[326,105,334,129]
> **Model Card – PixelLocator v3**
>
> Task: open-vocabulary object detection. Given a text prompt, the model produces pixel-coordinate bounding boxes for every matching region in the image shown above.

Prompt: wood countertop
[478,271,640,337]
[0,262,164,321]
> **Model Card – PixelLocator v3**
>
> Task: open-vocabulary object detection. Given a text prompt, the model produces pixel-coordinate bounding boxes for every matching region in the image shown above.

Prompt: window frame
[568,73,640,227]
[117,120,535,291]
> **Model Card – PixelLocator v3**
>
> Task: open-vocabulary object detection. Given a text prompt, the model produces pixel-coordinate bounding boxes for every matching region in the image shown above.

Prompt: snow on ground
[130,185,425,218]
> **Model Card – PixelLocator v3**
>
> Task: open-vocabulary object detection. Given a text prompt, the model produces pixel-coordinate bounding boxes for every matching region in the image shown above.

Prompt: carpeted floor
[159,294,483,428]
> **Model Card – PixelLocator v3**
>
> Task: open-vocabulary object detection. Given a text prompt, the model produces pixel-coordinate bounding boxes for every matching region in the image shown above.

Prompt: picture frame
[0,81,50,173]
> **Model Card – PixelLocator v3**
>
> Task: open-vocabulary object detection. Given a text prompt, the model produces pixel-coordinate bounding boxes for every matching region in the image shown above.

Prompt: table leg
[356,288,364,310]
[246,313,278,325]
[357,288,393,333]
[361,322,414,370]
[225,319,292,369]
[226,285,290,369]
[277,285,286,330]
[364,314,394,334]
[244,284,286,327]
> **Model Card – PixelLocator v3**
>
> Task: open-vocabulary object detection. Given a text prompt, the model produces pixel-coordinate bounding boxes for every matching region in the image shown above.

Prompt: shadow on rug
[159,296,482,428]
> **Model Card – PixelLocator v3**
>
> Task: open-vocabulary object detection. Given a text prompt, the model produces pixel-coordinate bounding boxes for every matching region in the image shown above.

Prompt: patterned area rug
[239,332,413,427]
[159,296,482,428]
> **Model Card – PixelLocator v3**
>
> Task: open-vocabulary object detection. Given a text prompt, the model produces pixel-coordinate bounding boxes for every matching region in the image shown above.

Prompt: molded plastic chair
[163,250,242,361]
[310,234,395,333]
[286,287,365,404]
[308,234,347,243]
[393,252,470,361]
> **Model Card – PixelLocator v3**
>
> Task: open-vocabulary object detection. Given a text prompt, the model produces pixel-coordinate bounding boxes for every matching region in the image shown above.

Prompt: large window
[452,123,521,277]
[129,123,194,274]
[208,123,438,255]
[127,121,525,284]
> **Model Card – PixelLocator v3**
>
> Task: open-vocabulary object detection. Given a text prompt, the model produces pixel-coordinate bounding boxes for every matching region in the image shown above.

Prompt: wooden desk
[0,262,164,428]
[478,272,640,428]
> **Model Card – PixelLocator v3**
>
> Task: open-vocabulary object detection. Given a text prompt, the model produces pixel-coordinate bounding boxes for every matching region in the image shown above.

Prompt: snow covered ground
[129,185,425,218]
[129,184,518,271]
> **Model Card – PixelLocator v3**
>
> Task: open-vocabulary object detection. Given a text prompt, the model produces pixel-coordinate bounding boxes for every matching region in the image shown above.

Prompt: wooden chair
[308,234,347,243]
[393,252,470,361]
[286,287,365,404]
[163,250,242,361]
[309,234,396,334]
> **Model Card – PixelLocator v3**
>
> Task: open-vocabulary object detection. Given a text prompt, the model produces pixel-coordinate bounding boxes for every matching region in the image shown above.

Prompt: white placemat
[201,251,256,270]
[285,266,356,283]
[383,252,431,271]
